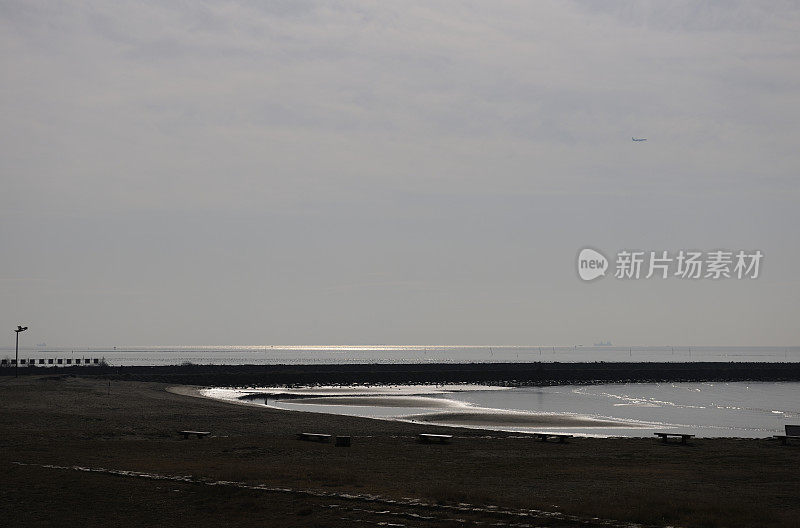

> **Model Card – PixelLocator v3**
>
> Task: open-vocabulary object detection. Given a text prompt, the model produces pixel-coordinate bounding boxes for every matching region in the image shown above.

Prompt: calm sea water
[219,381,800,438]
[2,345,799,366]
[441,382,799,437]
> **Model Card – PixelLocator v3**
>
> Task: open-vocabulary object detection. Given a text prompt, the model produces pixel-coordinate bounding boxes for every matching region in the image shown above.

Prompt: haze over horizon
[2,1,799,347]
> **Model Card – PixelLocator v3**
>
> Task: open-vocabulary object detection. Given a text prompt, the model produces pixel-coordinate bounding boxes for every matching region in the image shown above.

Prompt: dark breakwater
[9,361,800,386]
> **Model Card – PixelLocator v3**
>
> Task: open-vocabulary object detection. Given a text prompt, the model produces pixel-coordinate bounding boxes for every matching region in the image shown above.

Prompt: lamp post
[15,325,28,378]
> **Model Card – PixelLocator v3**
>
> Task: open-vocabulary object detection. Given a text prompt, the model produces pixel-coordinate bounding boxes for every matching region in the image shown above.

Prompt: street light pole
[14,325,28,378]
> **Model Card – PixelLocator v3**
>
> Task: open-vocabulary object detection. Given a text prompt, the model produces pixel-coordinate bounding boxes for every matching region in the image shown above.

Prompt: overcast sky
[2,1,799,347]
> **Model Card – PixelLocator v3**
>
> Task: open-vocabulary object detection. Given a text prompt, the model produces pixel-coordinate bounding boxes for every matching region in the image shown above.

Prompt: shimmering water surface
[205,381,800,438]
[4,345,799,366]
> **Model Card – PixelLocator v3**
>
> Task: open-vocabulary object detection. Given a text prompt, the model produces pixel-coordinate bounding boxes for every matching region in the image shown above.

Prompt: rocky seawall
[7,361,799,386]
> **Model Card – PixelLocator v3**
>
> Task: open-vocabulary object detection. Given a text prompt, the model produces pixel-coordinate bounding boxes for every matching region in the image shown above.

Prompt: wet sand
[236,391,639,428]
[404,410,637,428]
[3,376,800,527]
[282,395,462,408]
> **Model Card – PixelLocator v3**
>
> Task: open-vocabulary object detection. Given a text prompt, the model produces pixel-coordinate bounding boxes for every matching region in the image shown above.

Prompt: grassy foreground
[1,375,798,527]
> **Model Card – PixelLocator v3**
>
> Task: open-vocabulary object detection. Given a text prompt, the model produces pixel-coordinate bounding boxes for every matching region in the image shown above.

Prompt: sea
[206,381,799,438]
[3,344,799,366]
[5,344,797,438]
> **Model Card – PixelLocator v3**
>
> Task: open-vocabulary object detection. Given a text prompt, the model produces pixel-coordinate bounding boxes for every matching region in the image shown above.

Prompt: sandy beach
[2,375,800,527]
[403,410,637,428]
[238,390,642,428]
[276,395,464,408]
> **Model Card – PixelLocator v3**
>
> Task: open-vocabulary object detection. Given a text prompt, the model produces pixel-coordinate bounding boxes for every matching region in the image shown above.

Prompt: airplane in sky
[632,137,647,141]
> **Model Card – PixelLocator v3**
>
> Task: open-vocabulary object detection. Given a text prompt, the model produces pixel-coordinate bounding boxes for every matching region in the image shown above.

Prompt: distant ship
[594,341,613,346]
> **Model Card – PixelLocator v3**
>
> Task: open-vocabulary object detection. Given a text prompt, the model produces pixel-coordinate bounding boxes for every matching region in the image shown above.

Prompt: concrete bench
[774,425,800,445]
[532,432,573,443]
[655,432,694,444]
[178,430,211,439]
[297,432,332,443]
[418,433,453,444]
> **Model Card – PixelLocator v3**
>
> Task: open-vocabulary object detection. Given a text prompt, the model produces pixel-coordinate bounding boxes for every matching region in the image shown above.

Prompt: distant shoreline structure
[7,361,799,386]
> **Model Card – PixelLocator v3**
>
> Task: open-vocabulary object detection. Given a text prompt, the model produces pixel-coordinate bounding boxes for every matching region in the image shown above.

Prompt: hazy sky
[2,1,799,347]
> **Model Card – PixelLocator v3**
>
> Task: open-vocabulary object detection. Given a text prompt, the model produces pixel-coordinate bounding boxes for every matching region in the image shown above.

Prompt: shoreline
[187,380,795,438]
[196,386,647,432]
